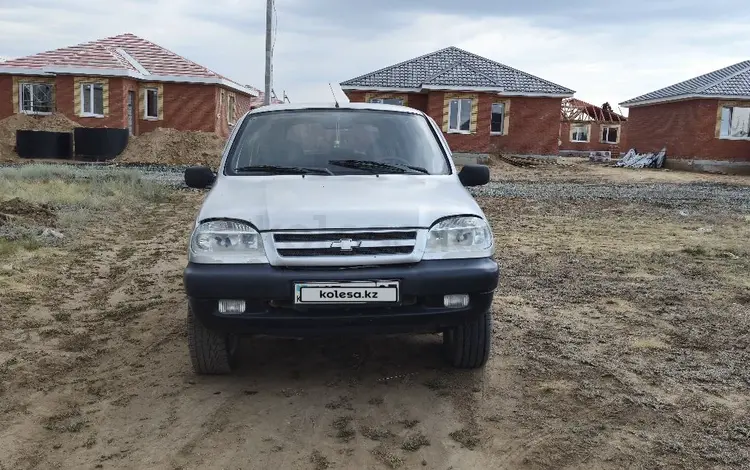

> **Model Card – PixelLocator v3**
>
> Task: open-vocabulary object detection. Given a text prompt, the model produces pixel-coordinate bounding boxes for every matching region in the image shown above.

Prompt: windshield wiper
[234,165,333,176]
[328,159,429,175]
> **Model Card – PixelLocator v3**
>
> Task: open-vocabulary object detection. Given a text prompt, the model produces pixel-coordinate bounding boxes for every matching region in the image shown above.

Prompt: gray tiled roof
[340,46,574,95]
[620,60,750,107]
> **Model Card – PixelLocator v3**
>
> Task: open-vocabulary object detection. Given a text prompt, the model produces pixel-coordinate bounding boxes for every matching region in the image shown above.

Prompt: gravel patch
[470,181,750,211]
[2,163,749,210]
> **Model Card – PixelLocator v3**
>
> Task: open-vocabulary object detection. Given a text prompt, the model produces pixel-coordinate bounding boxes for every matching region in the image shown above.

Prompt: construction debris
[589,151,612,163]
[616,147,666,169]
[494,154,559,168]
[561,98,627,123]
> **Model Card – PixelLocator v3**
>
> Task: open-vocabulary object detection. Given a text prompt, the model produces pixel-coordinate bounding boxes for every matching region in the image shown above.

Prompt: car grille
[272,230,418,258]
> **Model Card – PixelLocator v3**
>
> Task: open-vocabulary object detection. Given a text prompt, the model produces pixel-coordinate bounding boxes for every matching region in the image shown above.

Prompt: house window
[490,103,505,134]
[81,83,104,116]
[719,106,750,139]
[601,125,619,144]
[145,88,159,119]
[571,124,589,142]
[20,83,53,113]
[370,98,403,105]
[228,94,236,124]
[448,98,472,133]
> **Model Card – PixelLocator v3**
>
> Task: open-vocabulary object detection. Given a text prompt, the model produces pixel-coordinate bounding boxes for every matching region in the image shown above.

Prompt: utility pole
[264,0,273,105]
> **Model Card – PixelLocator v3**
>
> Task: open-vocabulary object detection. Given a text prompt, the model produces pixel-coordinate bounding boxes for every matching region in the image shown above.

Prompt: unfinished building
[559,98,627,157]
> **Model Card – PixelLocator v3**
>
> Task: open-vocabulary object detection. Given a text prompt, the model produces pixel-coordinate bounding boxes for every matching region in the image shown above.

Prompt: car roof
[246,101,424,116]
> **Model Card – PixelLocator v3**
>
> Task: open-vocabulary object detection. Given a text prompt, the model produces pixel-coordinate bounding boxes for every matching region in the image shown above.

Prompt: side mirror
[458,164,490,186]
[185,166,215,189]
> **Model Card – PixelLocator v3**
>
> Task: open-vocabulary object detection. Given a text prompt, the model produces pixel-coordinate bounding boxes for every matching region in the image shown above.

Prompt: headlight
[423,216,493,259]
[189,220,267,264]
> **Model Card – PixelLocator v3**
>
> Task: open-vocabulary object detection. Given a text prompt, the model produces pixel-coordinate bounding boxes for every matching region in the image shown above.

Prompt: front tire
[443,311,492,369]
[187,305,238,375]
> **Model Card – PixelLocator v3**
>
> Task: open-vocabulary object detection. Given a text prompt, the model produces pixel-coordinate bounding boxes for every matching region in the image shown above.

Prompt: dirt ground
[486,156,750,185]
[0,165,748,469]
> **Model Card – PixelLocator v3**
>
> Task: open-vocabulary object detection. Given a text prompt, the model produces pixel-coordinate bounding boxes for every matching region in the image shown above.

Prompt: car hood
[195,174,484,231]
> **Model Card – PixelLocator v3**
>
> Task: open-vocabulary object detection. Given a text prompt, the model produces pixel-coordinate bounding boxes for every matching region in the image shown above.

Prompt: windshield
[224,109,451,175]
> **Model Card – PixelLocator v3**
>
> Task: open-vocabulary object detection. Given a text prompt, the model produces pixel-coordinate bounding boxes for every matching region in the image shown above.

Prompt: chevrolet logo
[330,239,361,251]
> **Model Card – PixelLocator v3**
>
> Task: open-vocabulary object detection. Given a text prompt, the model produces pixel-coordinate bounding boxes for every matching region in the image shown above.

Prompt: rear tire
[187,305,238,375]
[443,311,492,369]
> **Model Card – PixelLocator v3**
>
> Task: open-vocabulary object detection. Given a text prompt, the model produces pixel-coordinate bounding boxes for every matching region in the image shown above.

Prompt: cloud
[1,0,749,110]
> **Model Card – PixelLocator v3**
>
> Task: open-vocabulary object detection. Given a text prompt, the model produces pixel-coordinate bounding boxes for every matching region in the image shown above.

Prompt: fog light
[444,294,469,308]
[218,299,246,314]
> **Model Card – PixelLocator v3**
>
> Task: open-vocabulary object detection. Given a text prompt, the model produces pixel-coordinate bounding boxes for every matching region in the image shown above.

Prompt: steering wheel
[379,156,413,167]
[329,147,360,159]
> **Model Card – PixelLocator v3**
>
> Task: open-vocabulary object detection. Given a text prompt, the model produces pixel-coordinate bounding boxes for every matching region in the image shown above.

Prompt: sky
[1,0,750,114]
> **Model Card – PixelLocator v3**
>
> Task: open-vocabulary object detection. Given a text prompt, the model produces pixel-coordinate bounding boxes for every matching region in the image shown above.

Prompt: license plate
[294,281,399,304]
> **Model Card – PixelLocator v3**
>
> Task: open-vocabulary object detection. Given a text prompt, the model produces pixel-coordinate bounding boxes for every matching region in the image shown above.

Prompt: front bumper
[183,257,499,336]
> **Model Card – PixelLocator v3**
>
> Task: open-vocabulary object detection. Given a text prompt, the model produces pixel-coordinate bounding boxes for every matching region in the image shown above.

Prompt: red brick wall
[0,76,260,138]
[216,87,255,138]
[54,76,127,129]
[236,93,253,115]
[0,76,13,120]
[627,98,750,161]
[346,91,428,113]
[560,121,627,154]
[346,90,562,155]
[433,93,562,155]
[139,83,216,135]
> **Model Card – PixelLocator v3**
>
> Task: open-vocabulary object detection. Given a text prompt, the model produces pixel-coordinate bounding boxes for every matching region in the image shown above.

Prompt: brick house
[0,33,259,137]
[560,98,627,156]
[245,86,284,110]
[620,61,750,173]
[339,46,574,156]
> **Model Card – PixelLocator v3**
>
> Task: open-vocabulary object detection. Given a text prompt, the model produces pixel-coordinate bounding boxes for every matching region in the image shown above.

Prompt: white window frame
[19,82,53,115]
[448,98,472,134]
[600,125,620,144]
[227,94,236,124]
[571,124,590,143]
[369,97,404,106]
[719,106,750,140]
[144,88,159,120]
[80,82,104,117]
[490,102,505,135]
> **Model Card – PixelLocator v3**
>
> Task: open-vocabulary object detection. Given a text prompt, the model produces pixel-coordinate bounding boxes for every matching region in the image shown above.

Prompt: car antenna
[329,82,340,108]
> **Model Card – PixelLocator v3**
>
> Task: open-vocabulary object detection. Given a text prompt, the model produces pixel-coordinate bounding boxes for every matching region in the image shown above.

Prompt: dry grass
[0,165,172,251]
[0,165,170,209]
[371,444,404,469]
[400,432,430,451]
[360,425,394,441]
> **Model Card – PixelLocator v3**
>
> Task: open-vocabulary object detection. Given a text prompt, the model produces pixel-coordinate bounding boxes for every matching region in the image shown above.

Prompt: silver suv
[183,102,499,374]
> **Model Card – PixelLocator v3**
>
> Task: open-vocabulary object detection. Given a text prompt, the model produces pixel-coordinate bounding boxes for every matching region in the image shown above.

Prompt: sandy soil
[116,128,226,166]
[1,171,749,469]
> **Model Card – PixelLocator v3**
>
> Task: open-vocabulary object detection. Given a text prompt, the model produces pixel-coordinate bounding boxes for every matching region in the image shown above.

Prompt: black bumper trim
[183,257,499,336]
[188,293,493,335]
[184,258,499,299]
